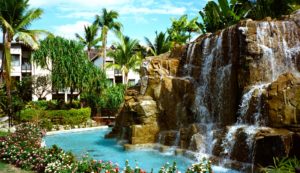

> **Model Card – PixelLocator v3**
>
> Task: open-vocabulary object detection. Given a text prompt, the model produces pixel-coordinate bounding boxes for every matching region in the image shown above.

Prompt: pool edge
[46,126,109,136]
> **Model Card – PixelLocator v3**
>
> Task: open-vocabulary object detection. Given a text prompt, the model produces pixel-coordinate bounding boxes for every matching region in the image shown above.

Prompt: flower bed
[0,123,212,173]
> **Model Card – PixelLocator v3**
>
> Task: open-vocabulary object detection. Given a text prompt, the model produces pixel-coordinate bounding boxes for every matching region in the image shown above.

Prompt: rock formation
[107,11,300,169]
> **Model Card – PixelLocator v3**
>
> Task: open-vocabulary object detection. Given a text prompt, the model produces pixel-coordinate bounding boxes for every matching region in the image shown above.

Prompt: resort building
[0,43,140,102]
[89,48,140,86]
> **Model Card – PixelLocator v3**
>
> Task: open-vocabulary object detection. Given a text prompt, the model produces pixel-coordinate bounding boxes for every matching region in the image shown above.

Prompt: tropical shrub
[101,84,125,110]
[20,108,91,127]
[145,31,171,56]
[261,157,300,173]
[25,100,81,110]
[247,0,300,20]
[167,14,200,45]
[19,108,43,122]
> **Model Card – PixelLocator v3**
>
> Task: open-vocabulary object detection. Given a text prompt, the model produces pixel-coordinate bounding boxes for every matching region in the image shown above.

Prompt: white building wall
[0,46,23,79]
[92,56,140,85]
[31,57,52,101]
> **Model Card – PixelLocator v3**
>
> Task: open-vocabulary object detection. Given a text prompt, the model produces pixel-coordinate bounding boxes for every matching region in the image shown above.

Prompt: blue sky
[28,0,208,45]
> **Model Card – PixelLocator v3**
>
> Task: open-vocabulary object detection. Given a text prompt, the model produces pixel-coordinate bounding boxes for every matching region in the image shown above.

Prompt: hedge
[20,108,91,126]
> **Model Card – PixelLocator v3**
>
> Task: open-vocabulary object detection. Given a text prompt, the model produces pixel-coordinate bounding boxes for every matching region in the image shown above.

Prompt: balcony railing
[21,63,32,71]
[114,69,122,76]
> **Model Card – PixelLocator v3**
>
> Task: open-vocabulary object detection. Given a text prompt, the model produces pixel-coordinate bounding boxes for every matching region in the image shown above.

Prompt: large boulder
[264,73,300,128]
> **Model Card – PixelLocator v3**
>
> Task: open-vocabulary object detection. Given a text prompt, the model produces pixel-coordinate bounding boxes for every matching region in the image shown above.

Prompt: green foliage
[198,0,300,33]
[19,108,42,122]
[32,37,106,104]
[94,8,122,69]
[20,108,91,126]
[100,84,125,110]
[107,31,142,85]
[75,22,101,56]
[247,0,300,20]
[0,84,25,119]
[199,0,247,33]
[261,157,300,173]
[145,31,171,56]
[0,131,9,137]
[39,119,53,131]
[167,15,200,45]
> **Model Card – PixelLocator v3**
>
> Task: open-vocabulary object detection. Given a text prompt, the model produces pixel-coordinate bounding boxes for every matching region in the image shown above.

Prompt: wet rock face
[265,73,300,128]
[106,93,159,144]
[253,130,294,167]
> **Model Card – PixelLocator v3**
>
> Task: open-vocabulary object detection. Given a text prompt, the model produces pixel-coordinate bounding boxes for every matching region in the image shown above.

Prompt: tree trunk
[3,34,13,127]
[0,31,5,79]
[70,87,74,106]
[87,47,91,60]
[102,29,108,69]
[124,72,128,86]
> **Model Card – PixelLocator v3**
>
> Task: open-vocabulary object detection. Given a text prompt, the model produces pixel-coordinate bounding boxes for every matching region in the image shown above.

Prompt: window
[128,79,135,86]
[11,54,20,66]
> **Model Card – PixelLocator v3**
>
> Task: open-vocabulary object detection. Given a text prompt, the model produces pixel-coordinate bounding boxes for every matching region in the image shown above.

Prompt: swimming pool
[44,128,239,173]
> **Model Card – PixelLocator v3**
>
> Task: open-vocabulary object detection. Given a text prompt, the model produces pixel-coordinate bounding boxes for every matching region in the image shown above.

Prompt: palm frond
[16,8,43,30]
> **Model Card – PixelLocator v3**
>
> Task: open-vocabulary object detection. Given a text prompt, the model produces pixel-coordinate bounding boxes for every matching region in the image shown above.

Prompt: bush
[20,108,91,127]
[25,100,81,110]
[261,157,300,173]
[20,108,43,122]
[45,108,90,125]
[39,119,53,131]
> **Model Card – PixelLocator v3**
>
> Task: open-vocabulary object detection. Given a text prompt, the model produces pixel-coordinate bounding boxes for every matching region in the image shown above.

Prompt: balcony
[21,62,32,71]
[114,69,122,76]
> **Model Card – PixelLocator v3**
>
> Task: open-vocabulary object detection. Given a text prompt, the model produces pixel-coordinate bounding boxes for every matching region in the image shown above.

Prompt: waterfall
[220,21,300,166]
[173,131,180,147]
[237,83,269,126]
[184,43,197,77]
[256,21,300,81]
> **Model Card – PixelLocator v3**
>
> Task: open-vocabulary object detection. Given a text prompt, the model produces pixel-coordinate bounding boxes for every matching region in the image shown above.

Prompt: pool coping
[46,126,109,136]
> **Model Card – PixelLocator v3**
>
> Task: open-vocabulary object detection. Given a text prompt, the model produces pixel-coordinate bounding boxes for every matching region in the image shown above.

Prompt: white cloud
[60,6,186,19]
[118,6,186,15]
[30,0,132,8]
[53,21,91,39]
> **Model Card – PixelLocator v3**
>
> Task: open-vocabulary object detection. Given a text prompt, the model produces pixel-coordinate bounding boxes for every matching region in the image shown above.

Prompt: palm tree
[186,17,201,41]
[107,31,141,85]
[75,23,101,59]
[167,15,200,45]
[145,31,171,56]
[0,0,47,127]
[94,8,122,69]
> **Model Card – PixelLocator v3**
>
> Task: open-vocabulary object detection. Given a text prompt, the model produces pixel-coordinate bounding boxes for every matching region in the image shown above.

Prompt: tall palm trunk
[3,33,13,127]
[124,71,128,86]
[0,31,5,79]
[102,28,108,69]
[87,47,91,59]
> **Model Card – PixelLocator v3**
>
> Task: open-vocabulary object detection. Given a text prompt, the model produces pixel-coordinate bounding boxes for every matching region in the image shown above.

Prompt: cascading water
[184,43,197,77]
[221,20,300,166]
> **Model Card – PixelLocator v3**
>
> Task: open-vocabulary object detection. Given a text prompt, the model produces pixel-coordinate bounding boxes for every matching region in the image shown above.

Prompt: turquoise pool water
[44,128,239,173]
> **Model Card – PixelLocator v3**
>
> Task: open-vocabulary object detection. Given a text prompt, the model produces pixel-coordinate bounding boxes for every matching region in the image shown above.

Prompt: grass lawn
[0,162,32,173]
